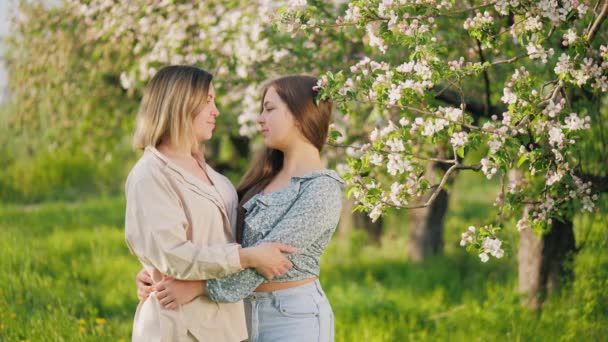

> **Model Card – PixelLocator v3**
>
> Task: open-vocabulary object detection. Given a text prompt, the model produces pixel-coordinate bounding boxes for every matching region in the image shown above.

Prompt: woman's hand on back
[137,268,205,310]
[240,242,296,280]
[136,268,154,302]
[135,242,296,309]
[155,277,205,310]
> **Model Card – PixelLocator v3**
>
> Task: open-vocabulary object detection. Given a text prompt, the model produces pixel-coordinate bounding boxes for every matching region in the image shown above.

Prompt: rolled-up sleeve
[125,173,242,280]
[206,177,343,302]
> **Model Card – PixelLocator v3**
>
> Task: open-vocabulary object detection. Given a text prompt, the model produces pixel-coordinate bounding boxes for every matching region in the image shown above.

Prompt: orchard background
[1,0,606,341]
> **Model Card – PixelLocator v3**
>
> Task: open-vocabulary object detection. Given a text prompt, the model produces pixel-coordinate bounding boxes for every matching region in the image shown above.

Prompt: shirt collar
[291,169,344,184]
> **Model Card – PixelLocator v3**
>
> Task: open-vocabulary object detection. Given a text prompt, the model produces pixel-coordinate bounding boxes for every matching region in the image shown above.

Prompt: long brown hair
[235,75,333,242]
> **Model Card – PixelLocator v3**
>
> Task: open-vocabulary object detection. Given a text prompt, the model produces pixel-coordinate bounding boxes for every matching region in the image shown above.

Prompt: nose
[256,113,265,125]
[211,103,220,117]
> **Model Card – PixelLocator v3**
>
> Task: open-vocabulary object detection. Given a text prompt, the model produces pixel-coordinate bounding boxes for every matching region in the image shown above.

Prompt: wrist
[238,247,254,269]
[198,280,206,296]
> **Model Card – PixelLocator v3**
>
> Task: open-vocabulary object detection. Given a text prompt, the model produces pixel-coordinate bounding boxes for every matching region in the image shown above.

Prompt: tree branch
[386,163,482,210]
[433,86,507,123]
[327,143,458,164]
[587,1,608,41]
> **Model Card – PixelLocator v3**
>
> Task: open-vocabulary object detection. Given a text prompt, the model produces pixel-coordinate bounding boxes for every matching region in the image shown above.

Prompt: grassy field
[1,175,607,341]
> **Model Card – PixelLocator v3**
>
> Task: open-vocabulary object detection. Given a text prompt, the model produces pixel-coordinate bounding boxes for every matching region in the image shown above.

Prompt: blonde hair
[132,65,213,151]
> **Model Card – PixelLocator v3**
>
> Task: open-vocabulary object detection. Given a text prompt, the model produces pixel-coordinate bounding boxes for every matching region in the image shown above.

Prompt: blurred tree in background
[1,1,139,201]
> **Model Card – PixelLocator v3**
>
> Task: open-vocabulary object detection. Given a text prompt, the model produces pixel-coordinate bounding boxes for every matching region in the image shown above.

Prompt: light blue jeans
[243,280,334,342]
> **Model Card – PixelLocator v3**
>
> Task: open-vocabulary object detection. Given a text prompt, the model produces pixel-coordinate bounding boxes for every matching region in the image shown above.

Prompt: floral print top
[206,170,344,303]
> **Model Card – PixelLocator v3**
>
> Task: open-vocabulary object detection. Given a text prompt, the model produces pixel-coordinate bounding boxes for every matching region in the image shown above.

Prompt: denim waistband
[245,280,325,301]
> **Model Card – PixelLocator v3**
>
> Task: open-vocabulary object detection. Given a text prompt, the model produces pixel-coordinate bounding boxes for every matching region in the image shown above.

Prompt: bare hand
[241,242,297,280]
[155,277,204,310]
[136,268,153,302]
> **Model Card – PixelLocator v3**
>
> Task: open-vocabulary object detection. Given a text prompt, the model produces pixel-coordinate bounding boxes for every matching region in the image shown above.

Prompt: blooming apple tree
[70,0,336,136]
[16,0,604,262]
[273,0,606,262]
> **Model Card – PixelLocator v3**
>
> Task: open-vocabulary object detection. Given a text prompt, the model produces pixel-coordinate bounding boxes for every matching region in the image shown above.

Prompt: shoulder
[297,169,343,187]
[126,151,168,191]
[296,170,344,201]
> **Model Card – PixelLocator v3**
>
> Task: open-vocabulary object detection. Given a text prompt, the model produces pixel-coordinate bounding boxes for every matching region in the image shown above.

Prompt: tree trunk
[407,160,450,262]
[407,188,448,261]
[518,217,576,308]
[353,210,383,244]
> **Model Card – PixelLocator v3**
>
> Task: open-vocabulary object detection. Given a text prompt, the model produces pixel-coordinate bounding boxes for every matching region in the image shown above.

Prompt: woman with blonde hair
[125,65,296,342]
[138,75,343,341]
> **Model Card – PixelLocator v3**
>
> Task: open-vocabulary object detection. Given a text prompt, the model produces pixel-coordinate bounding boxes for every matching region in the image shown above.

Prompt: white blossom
[482,237,504,259]
[481,158,498,179]
[548,126,565,146]
[501,87,517,104]
[450,131,468,148]
[386,138,405,152]
[386,154,412,175]
[562,28,578,46]
[369,204,383,222]
[369,153,384,166]
[366,23,387,54]
[479,252,490,263]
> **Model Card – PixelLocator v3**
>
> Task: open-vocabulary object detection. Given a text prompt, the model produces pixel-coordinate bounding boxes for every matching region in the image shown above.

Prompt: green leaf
[329,130,343,142]
[457,146,465,158]
[517,155,528,168]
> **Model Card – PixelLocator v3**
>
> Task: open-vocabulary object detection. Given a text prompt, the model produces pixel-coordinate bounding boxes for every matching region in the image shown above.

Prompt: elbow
[206,281,245,303]
[217,296,242,303]
[207,291,241,303]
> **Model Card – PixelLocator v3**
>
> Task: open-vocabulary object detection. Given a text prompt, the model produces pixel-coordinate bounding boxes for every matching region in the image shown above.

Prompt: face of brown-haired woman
[192,83,219,142]
[257,86,302,151]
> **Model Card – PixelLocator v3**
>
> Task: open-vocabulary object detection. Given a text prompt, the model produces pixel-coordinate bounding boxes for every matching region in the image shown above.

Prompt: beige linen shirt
[125,146,247,342]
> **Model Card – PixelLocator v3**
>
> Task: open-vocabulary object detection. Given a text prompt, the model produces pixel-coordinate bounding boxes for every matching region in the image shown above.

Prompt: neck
[280,140,323,176]
[158,141,195,159]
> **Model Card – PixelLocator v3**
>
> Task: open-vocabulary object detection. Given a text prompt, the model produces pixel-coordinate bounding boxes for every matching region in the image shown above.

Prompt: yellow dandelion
[10,313,16,319]
[79,326,86,333]
[118,339,126,342]
[95,318,106,325]
[79,319,85,325]
[0,323,4,330]
[17,299,23,305]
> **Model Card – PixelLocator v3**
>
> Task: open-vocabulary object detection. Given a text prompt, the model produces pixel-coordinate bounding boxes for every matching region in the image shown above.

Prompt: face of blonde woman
[192,83,219,142]
[257,86,299,150]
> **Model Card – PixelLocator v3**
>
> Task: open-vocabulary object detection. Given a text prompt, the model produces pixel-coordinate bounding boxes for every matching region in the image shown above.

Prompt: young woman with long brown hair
[137,75,343,341]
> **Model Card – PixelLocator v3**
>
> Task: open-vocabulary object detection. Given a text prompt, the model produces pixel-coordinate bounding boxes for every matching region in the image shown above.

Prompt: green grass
[321,219,607,341]
[0,183,606,341]
[0,197,136,341]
